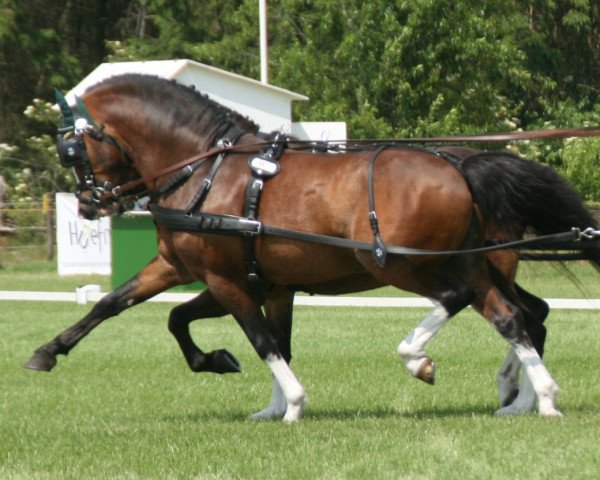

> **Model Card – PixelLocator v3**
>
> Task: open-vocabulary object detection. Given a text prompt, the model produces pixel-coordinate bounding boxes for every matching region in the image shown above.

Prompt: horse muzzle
[77,188,124,220]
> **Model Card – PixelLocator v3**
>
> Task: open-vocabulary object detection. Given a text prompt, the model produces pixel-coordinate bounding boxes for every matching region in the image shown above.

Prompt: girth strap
[150,203,262,235]
[244,173,265,294]
[242,131,287,295]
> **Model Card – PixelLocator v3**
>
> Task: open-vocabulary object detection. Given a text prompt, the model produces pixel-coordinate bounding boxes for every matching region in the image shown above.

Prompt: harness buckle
[240,218,263,236]
[576,227,600,240]
[217,138,232,149]
[84,175,95,187]
[74,118,89,135]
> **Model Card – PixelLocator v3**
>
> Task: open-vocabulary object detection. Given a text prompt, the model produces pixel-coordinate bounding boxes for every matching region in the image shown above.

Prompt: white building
[65,59,346,140]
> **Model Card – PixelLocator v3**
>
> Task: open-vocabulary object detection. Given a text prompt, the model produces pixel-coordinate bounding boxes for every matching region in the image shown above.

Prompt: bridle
[54,89,262,214]
[55,91,134,212]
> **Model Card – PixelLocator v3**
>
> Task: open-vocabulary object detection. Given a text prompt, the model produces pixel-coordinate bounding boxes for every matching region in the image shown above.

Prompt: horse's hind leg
[497,348,521,407]
[356,252,475,385]
[473,286,560,417]
[516,282,550,355]
[168,290,241,374]
[497,283,549,408]
[24,256,181,372]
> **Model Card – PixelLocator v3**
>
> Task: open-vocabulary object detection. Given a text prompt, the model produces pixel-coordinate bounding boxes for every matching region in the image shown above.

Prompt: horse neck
[97,98,238,182]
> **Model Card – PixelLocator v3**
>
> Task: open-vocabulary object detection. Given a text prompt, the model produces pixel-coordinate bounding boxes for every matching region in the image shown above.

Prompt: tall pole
[259,0,268,84]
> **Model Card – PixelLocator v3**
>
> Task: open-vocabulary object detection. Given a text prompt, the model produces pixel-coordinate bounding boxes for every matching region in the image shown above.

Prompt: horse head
[55,87,142,219]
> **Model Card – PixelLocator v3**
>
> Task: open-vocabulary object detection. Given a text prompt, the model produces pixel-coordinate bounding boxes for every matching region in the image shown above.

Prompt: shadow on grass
[396,404,501,419]
[306,404,497,420]
[160,403,600,424]
[160,404,502,423]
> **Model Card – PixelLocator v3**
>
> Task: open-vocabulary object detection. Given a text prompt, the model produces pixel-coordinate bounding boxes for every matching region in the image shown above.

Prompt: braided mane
[86,73,260,142]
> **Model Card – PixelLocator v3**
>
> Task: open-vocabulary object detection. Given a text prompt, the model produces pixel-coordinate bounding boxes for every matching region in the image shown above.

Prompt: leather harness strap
[368,146,388,267]
[148,202,600,256]
[242,133,288,295]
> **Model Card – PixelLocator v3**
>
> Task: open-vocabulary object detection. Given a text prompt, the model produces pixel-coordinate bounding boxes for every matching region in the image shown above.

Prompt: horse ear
[54,88,75,129]
[74,95,98,128]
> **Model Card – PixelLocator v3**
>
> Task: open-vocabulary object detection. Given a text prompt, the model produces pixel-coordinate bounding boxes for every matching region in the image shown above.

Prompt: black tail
[460,151,600,267]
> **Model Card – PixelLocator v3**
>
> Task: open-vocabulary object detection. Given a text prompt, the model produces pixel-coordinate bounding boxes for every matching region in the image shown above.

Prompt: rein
[108,125,600,199]
[113,141,266,197]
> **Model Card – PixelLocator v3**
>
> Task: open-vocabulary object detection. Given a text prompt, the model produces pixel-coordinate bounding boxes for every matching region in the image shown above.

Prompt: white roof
[66,59,308,132]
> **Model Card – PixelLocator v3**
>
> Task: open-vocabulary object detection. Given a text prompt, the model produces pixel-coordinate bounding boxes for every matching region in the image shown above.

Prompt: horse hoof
[209,349,242,374]
[540,408,563,418]
[416,358,435,385]
[23,349,57,372]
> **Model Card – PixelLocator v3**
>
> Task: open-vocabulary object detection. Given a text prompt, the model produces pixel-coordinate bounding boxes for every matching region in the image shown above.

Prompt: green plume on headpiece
[75,95,98,128]
[54,88,74,129]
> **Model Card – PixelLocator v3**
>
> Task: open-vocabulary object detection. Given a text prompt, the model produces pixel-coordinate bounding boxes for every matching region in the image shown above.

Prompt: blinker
[56,134,88,168]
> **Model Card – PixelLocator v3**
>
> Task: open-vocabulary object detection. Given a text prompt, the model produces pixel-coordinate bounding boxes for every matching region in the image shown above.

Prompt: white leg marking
[509,373,537,413]
[250,376,288,421]
[263,354,306,423]
[397,304,449,377]
[496,344,561,417]
[496,347,521,406]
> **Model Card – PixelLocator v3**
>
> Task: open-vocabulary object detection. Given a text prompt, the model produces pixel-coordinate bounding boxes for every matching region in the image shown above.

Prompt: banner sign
[56,192,111,275]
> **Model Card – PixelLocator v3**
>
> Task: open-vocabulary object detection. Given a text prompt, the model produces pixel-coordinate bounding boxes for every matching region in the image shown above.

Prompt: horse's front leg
[250,287,295,420]
[168,290,241,374]
[24,256,181,372]
[209,278,306,422]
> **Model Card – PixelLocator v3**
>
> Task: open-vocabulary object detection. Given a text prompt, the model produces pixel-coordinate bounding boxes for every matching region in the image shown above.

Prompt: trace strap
[149,203,599,257]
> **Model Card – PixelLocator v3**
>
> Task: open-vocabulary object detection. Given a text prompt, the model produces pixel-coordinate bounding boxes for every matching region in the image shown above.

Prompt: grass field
[2,261,600,478]
[2,258,600,298]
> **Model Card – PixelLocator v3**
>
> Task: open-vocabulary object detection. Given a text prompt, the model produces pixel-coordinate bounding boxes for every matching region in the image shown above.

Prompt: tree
[104,1,523,137]
[0,0,131,142]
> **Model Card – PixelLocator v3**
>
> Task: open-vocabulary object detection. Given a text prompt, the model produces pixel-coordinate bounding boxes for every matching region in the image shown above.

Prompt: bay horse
[24,74,597,421]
